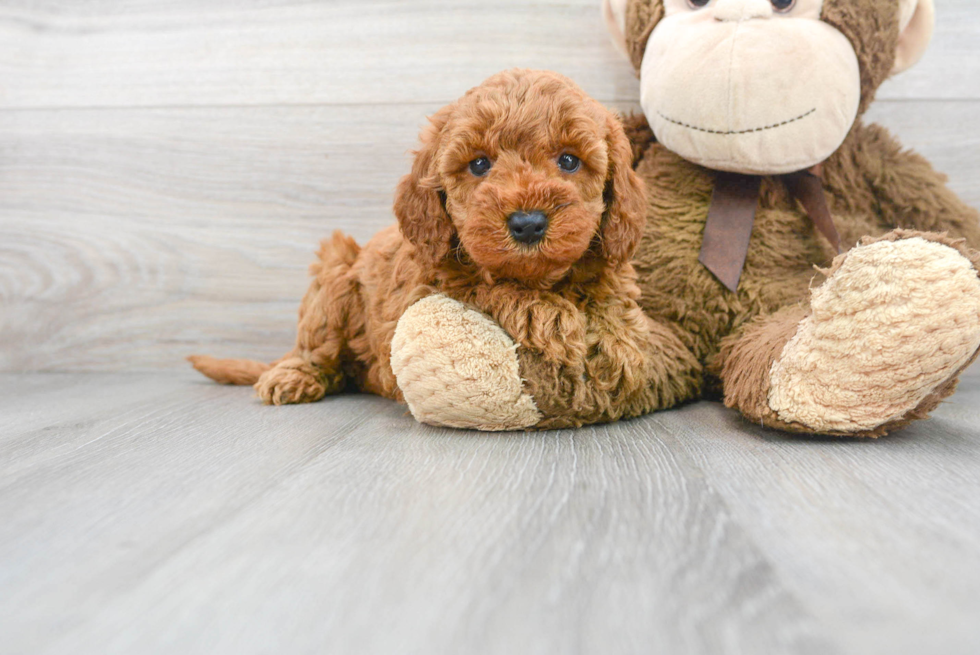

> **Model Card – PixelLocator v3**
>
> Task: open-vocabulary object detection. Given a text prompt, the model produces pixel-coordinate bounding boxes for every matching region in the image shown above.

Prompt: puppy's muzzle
[507,210,548,246]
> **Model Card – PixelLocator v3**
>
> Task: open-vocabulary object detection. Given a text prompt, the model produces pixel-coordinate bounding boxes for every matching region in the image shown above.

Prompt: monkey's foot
[767,231,980,436]
[255,357,336,405]
[390,294,542,431]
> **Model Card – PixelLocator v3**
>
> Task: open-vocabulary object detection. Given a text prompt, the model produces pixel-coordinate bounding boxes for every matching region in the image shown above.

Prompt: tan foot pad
[391,294,542,431]
[768,237,980,433]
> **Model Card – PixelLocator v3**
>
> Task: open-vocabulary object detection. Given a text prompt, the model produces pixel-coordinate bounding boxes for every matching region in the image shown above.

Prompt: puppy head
[395,69,646,285]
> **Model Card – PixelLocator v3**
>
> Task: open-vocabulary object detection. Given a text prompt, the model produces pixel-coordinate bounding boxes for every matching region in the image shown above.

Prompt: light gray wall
[1,0,978,371]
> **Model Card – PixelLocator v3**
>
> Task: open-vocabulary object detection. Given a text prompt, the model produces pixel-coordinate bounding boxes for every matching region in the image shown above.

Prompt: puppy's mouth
[458,202,598,286]
[507,203,576,248]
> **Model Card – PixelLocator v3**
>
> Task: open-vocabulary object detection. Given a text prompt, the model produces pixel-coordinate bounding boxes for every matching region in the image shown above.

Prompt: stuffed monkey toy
[391,0,980,436]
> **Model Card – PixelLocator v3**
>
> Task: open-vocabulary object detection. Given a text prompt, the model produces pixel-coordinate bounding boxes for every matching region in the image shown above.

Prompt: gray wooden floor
[2,369,979,655]
[3,1,980,653]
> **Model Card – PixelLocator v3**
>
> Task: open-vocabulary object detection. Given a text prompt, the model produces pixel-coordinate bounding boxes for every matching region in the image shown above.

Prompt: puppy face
[438,75,610,282]
[396,69,645,285]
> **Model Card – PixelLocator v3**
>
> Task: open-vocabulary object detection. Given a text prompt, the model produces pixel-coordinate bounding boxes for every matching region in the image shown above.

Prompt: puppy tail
[187,354,271,386]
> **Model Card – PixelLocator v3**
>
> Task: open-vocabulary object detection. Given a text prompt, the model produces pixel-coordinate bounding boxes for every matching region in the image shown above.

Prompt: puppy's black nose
[507,211,548,245]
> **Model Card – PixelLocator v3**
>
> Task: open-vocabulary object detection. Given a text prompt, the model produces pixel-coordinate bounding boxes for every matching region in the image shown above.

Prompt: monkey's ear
[602,0,630,60]
[892,0,935,75]
[395,106,455,269]
[600,114,646,264]
[602,0,665,73]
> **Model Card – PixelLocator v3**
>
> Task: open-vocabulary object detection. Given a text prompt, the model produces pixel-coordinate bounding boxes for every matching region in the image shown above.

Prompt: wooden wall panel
[1,0,979,371]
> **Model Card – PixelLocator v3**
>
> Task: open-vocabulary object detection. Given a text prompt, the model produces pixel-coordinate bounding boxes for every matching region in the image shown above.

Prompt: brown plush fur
[616,0,980,436]
[191,69,701,428]
[627,115,980,436]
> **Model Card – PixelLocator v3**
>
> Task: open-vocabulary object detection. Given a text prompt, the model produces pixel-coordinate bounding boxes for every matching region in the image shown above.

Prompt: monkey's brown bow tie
[698,166,842,293]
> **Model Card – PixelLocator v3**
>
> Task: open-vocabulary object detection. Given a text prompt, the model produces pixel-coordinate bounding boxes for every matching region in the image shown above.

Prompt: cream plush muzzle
[642,0,860,175]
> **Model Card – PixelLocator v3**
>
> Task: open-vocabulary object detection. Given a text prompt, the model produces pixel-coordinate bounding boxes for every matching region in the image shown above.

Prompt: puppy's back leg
[255,232,361,405]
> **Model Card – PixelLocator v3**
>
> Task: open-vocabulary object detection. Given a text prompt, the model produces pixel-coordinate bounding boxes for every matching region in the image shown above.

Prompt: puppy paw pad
[254,358,328,405]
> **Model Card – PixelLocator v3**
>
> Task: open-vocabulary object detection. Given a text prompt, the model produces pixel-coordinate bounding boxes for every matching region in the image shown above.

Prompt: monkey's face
[642,0,860,175]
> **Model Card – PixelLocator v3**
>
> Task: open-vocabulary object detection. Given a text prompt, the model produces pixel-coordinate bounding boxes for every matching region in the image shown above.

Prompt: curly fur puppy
[190,68,699,429]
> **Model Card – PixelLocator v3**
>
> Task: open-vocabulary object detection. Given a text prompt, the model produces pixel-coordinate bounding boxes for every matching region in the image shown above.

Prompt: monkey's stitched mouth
[656,108,817,136]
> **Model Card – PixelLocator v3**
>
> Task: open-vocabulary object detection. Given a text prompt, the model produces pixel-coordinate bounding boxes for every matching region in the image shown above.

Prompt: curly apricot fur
[190,69,700,426]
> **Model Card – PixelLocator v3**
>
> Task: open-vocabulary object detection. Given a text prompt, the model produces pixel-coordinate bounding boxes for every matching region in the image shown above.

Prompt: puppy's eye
[771,0,795,11]
[468,157,492,177]
[557,153,581,173]
[686,0,710,8]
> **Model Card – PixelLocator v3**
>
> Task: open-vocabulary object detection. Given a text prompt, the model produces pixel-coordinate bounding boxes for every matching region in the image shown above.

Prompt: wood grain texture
[651,384,980,655]
[0,0,976,110]
[1,371,978,654]
[2,3,980,654]
[2,0,980,371]
[1,98,979,371]
[0,0,638,109]
[0,104,426,370]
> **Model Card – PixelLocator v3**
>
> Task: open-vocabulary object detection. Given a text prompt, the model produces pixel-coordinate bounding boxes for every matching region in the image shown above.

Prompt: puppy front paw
[254,357,331,405]
[391,294,542,431]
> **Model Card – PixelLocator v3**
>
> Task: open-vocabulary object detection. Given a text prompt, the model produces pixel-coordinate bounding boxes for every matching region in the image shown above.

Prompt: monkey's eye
[771,0,796,11]
[686,0,710,8]
[557,153,581,173]
[468,157,492,177]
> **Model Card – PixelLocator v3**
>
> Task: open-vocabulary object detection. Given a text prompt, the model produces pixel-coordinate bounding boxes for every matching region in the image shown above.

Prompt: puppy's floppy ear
[600,113,646,264]
[395,105,455,268]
